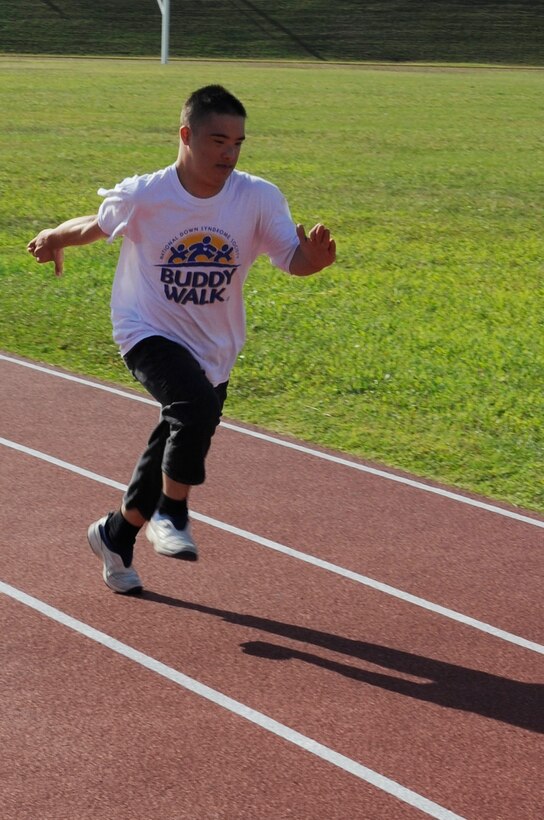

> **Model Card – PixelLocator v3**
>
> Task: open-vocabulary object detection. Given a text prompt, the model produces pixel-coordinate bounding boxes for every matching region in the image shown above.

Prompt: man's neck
[175,161,225,199]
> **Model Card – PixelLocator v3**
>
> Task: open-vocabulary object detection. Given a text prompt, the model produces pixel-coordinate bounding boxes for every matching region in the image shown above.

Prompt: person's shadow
[140,591,543,734]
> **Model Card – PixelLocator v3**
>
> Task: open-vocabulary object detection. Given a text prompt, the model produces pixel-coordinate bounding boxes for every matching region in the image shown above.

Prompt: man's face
[180,113,246,196]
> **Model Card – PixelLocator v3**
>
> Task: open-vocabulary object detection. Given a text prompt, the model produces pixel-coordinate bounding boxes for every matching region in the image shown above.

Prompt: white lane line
[0,353,157,405]
[2,436,542,656]
[0,580,464,820]
[1,352,543,530]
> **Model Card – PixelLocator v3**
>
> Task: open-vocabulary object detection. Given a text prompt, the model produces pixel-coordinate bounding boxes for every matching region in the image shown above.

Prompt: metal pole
[161,0,170,64]
[156,0,170,64]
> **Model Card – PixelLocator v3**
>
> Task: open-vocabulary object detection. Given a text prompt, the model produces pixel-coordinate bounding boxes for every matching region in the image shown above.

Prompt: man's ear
[180,125,191,146]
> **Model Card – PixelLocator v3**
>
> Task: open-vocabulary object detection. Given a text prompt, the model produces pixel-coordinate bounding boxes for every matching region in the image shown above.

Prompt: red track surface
[1,352,542,819]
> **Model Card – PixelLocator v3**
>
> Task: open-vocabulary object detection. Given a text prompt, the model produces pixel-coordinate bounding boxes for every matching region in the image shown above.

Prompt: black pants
[122,335,228,520]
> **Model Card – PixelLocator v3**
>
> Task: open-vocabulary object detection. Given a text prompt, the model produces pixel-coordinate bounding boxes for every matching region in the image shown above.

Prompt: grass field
[1,56,543,513]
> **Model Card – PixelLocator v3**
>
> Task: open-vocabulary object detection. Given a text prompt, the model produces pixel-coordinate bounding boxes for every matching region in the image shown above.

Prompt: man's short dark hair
[181,85,246,128]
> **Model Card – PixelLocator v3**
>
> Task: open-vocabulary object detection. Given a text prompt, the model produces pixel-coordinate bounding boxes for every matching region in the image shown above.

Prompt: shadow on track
[140,590,543,734]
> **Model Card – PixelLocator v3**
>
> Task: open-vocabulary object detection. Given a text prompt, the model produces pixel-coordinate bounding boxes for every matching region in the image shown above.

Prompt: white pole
[156,0,170,64]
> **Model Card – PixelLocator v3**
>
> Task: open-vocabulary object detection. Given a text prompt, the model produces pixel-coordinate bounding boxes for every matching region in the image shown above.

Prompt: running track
[1,351,542,819]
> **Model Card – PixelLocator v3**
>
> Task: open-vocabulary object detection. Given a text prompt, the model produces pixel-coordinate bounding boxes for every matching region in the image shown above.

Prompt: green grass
[1,1,543,65]
[1,56,543,513]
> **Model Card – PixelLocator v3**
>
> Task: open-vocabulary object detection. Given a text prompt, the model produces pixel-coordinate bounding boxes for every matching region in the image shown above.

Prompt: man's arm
[289,223,336,277]
[27,214,108,277]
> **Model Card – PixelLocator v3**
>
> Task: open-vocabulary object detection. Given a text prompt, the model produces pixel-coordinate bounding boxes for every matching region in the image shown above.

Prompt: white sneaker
[146,512,198,560]
[87,516,143,594]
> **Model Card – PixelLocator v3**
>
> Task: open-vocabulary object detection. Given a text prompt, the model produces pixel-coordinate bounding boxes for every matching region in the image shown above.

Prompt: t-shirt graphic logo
[158,230,239,306]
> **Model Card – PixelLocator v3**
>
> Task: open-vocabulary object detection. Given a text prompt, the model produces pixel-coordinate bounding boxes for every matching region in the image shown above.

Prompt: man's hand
[27,230,65,277]
[27,215,107,277]
[290,223,336,277]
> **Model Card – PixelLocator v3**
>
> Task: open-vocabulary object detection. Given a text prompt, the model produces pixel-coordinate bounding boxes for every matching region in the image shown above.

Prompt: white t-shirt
[97,165,299,386]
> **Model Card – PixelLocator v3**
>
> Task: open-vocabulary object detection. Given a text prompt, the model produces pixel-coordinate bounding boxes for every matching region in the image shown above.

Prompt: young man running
[27,84,336,594]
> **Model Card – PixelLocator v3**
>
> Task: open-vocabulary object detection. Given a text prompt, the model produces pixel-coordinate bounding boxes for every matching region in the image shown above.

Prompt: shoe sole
[161,550,198,562]
[87,521,143,595]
